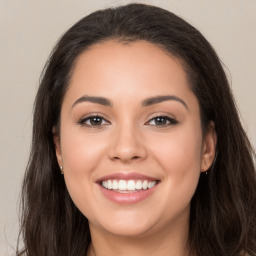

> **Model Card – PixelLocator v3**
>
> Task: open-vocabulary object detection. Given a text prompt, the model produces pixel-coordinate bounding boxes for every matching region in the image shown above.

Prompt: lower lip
[98,184,158,204]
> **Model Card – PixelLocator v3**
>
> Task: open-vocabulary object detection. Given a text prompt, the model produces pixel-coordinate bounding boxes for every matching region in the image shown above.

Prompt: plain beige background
[0,0,255,254]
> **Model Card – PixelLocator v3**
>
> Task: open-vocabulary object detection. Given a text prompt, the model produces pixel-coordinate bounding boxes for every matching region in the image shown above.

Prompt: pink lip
[96,172,160,204]
[98,183,159,204]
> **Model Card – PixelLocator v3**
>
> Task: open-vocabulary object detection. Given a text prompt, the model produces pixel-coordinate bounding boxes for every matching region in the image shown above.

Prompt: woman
[17,3,256,256]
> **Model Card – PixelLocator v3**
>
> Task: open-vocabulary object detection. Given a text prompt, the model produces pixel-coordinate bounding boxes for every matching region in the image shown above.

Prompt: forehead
[71,40,187,87]
[64,40,197,109]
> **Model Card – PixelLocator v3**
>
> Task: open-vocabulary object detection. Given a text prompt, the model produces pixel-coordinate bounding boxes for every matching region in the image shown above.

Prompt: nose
[108,123,147,163]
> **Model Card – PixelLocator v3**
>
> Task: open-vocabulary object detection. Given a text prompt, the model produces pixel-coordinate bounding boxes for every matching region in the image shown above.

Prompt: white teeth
[112,180,118,189]
[107,180,112,189]
[135,180,142,189]
[127,180,136,190]
[148,181,156,188]
[118,180,127,190]
[102,181,107,188]
[101,179,157,191]
[142,180,148,189]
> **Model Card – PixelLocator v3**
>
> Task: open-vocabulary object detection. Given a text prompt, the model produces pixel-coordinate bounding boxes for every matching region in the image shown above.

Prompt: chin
[89,209,158,237]
[96,221,154,238]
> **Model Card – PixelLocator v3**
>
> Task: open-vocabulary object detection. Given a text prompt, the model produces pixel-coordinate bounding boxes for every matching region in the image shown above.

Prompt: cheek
[149,123,203,202]
[61,126,106,174]
[59,126,107,215]
[151,122,202,167]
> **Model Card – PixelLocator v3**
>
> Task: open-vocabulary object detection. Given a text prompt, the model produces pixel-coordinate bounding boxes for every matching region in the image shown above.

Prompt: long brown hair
[17,3,256,256]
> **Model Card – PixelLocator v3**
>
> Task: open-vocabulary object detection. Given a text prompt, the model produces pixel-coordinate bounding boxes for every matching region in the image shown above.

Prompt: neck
[87,215,190,256]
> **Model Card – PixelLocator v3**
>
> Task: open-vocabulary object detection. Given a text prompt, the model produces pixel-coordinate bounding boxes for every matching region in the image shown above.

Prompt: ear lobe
[201,121,217,172]
[52,126,62,167]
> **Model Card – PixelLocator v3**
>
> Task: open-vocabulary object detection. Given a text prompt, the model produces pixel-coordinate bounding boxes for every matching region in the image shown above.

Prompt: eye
[78,115,110,127]
[146,115,178,126]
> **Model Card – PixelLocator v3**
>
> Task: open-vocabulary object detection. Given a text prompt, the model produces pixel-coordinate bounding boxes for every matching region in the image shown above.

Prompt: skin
[54,40,217,256]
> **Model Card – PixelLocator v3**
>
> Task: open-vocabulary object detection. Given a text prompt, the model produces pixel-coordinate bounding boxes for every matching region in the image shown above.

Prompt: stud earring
[60,166,64,175]
[204,158,208,175]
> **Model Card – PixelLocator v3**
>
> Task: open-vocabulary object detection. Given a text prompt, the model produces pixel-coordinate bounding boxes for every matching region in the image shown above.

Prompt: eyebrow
[142,95,188,110]
[72,95,112,108]
[72,94,188,110]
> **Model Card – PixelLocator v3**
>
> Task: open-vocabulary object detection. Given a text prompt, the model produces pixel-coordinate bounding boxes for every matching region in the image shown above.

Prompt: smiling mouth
[101,179,158,193]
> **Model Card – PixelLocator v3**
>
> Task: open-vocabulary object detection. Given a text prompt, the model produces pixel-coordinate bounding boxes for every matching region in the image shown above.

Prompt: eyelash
[77,114,178,128]
[77,114,110,128]
[145,115,178,127]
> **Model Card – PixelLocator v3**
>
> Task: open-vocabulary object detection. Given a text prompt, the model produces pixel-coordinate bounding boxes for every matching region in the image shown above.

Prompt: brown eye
[154,117,168,125]
[89,116,103,125]
[78,115,109,127]
[147,116,178,126]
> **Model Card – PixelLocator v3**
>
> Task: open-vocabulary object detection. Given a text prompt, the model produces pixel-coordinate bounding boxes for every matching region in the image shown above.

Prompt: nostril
[113,155,140,160]
[111,155,143,162]
[108,137,147,162]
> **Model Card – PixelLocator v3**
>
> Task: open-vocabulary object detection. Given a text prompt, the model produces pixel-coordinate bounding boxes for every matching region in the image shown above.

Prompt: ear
[52,126,63,167]
[201,121,217,172]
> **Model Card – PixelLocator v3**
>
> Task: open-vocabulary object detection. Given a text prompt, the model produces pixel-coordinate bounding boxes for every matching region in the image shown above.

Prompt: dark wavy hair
[17,3,256,256]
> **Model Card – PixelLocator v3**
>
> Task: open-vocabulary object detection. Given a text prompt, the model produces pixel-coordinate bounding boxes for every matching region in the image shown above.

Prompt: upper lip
[96,172,159,183]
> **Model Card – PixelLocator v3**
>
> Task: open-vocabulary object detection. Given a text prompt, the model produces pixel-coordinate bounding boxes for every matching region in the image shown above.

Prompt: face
[54,40,216,238]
